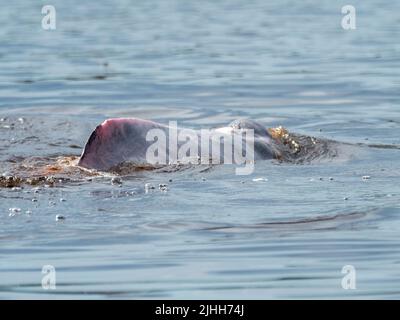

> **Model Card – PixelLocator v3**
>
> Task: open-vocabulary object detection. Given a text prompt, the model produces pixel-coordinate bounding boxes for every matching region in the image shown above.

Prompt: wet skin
[78,118,281,171]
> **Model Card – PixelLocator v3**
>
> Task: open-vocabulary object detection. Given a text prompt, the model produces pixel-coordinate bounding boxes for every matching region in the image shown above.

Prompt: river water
[1,0,400,299]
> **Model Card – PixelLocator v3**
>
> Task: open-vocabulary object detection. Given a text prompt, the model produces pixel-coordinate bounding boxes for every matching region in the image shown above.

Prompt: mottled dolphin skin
[78,118,280,171]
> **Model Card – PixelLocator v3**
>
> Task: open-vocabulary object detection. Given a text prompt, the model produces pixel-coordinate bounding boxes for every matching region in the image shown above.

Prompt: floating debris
[269,126,301,154]
[0,176,23,188]
[45,177,56,187]
[111,177,122,185]
[362,176,371,180]
[159,183,168,192]
[269,126,289,139]
[252,177,268,182]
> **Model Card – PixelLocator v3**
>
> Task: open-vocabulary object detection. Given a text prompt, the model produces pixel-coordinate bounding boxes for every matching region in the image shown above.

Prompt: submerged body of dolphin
[78,118,339,172]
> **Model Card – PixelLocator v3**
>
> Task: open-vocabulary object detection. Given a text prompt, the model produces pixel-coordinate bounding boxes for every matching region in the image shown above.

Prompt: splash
[0,156,98,188]
[268,126,338,163]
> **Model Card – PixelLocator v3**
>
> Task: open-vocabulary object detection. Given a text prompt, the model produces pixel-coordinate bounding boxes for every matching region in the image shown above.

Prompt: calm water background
[1,0,400,299]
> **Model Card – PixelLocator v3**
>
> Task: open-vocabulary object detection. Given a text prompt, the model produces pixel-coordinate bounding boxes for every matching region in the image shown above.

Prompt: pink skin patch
[78,118,167,171]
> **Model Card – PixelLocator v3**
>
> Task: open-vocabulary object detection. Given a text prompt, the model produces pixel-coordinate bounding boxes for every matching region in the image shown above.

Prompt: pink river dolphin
[77,118,285,172]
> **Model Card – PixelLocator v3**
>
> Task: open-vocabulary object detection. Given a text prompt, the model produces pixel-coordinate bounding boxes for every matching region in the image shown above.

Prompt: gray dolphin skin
[78,118,280,171]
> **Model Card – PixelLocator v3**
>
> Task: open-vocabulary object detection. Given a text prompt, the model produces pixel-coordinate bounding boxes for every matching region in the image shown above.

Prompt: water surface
[1,0,400,299]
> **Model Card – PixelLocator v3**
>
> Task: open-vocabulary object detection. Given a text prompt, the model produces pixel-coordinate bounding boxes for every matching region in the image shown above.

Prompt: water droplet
[111,177,122,185]
[8,207,21,217]
[145,183,155,193]
[252,177,268,182]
